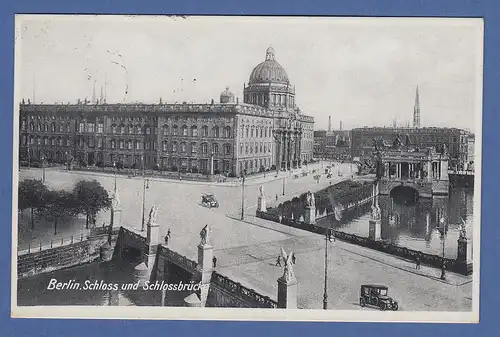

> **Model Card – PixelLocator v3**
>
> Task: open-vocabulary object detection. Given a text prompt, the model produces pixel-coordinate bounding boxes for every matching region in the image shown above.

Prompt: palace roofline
[351,126,469,133]
[19,102,314,122]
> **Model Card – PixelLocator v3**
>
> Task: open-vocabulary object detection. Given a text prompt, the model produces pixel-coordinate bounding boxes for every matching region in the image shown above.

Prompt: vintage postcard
[11,15,483,322]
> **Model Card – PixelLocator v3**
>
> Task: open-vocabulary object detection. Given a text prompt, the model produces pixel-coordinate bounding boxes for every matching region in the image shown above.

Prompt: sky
[15,16,483,132]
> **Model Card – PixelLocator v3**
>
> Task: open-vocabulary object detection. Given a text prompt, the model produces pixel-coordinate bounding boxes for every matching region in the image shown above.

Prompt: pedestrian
[275,255,282,267]
[212,256,217,268]
[291,253,296,265]
[415,255,421,270]
[276,194,278,201]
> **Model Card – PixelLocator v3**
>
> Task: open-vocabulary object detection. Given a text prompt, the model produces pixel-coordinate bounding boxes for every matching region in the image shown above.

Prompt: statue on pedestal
[459,217,468,240]
[371,204,381,221]
[306,191,315,208]
[259,185,265,198]
[148,205,158,225]
[280,246,296,282]
[200,224,212,246]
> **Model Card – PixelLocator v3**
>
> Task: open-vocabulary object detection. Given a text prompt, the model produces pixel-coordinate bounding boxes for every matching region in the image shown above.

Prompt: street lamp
[282,177,286,196]
[240,171,246,220]
[141,155,149,231]
[323,226,330,310]
[41,155,46,183]
[439,215,446,280]
[113,161,117,191]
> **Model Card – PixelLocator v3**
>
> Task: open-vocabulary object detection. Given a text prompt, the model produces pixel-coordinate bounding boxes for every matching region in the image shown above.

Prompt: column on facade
[282,132,288,170]
[297,132,302,167]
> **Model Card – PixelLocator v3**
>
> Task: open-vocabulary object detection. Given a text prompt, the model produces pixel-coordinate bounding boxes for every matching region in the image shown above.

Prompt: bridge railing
[211,272,278,308]
[18,232,90,256]
[158,245,198,274]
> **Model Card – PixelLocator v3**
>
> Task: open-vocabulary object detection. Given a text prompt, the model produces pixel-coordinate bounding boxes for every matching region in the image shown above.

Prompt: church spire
[413,85,420,128]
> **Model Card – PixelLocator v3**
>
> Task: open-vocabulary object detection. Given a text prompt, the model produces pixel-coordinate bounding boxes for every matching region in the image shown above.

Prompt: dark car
[201,193,219,208]
[359,284,398,311]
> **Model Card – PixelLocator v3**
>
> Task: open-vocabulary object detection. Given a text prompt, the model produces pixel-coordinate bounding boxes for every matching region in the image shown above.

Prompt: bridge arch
[390,185,419,206]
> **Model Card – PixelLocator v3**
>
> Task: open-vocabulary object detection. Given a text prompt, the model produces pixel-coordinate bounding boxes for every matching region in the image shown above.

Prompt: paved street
[16,161,472,311]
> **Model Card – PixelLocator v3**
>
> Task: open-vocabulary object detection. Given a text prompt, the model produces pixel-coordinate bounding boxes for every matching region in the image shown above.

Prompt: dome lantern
[220,86,235,104]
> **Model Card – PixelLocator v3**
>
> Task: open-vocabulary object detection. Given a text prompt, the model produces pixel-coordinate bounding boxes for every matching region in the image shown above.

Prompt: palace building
[18,47,314,176]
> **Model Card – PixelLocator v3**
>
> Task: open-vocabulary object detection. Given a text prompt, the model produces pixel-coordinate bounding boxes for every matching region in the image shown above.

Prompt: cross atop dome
[266,46,275,61]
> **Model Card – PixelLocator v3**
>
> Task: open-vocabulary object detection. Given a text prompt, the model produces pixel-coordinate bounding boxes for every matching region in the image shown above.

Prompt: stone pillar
[257,195,267,212]
[210,151,214,175]
[277,275,298,309]
[197,241,214,307]
[457,236,473,273]
[304,206,316,225]
[440,158,449,181]
[368,219,382,241]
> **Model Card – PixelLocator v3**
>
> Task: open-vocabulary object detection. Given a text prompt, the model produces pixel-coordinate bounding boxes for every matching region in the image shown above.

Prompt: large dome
[249,47,290,84]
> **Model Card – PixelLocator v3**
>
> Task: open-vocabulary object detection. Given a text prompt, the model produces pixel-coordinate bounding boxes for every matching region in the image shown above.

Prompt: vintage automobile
[359,284,399,311]
[201,193,219,208]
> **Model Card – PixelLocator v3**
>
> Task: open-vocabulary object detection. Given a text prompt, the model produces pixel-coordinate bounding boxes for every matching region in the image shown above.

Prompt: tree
[18,179,49,229]
[39,190,76,235]
[72,180,111,229]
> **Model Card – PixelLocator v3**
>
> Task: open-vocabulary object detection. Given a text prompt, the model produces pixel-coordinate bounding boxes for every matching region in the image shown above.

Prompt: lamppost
[439,215,446,280]
[41,155,46,183]
[141,154,149,231]
[240,171,246,220]
[113,161,117,191]
[323,226,330,310]
[282,177,286,196]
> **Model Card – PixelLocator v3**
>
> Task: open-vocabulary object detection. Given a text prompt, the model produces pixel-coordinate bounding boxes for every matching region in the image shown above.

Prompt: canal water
[317,187,474,259]
[17,261,190,307]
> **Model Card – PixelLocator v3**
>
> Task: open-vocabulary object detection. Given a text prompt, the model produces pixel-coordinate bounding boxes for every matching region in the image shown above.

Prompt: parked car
[201,193,219,208]
[359,285,398,311]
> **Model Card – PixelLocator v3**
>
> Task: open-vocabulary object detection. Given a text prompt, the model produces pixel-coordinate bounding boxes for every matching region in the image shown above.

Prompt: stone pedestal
[133,262,149,287]
[368,219,382,241]
[110,208,121,228]
[197,243,214,307]
[184,293,202,307]
[99,242,113,262]
[257,196,267,212]
[304,207,316,225]
[277,276,298,309]
[146,220,160,276]
[457,238,473,263]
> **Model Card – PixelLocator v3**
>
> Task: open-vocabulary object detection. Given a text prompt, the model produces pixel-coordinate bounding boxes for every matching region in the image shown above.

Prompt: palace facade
[18,47,314,176]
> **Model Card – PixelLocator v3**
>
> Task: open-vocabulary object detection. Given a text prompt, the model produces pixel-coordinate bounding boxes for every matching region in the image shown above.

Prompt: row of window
[239,158,273,172]
[240,125,273,139]
[162,125,231,138]
[162,142,231,155]
[239,142,272,155]
[244,93,295,107]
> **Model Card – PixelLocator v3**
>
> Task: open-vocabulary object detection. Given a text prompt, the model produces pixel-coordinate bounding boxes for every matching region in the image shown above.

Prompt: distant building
[351,127,469,169]
[18,47,314,176]
[467,134,475,168]
[313,127,351,160]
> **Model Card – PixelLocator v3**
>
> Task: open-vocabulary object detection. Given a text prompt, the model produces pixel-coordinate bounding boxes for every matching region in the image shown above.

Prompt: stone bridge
[377,147,449,197]
[114,224,282,309]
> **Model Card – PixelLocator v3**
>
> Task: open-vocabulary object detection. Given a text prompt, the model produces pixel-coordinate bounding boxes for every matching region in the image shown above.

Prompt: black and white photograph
[11,15,482,322]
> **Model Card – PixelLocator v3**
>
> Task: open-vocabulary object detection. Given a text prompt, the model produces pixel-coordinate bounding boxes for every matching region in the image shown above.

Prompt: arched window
[202,125,208,137]
[201,143,208,154]
[182,125,188,136]
[213,126,220,138]
[213,143,219,154]
[191,142,197,153]
[58,124,64,132]
[260,144,263,153]
[173,125,178,136]
[29,123,34,131]
[79,122,85,133]
[145,126,151,135]
[224,126,231,138]
[119,140,124,149]
[111,124,117,134]
[128,124,134,134]
[120,124,125,134]
[111,140,116,149]
[135,125,141,134]
[163,125,169,136]
[172,142,178,152]
[240,125,244,138]
[255,144,258,153]
[191,125,198,137]
[260,127,263,138]
[127,140,132,150]
[240,143,243,154]
[44,124,49,132]
[51,123,56,132]
[246,126,249,138]
[162,141,168,151]
[265,127,268,138]
[135,140,141,150]
[224,144,231,155]
[251,126,254,138]
[37,123,41,132]
[181,142,187,153]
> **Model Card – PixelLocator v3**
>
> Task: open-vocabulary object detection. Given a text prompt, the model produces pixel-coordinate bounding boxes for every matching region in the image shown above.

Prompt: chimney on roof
[328,116,331,132]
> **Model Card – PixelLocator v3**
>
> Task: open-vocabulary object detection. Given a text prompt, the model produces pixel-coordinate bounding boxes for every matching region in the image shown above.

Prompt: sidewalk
[235,214,471,287]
